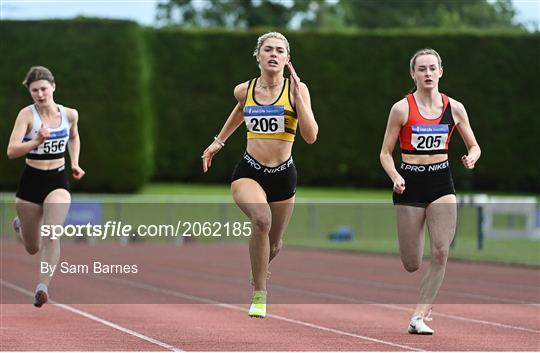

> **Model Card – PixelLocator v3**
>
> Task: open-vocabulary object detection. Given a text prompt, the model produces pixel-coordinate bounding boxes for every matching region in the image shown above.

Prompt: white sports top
[24,104,70,160]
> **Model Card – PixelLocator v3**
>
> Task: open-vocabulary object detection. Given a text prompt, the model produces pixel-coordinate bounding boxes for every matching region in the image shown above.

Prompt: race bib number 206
[411,124,449,151]
[244,106,285,134]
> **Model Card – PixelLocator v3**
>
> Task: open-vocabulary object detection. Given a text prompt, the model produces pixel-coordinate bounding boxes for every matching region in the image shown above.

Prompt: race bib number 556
[411,124,449,151]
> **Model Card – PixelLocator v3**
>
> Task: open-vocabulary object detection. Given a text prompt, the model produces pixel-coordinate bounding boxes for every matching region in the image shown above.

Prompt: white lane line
[104,273,540,335]
[282,269,539,305]
[0,279,184,352]
[4,251,536,305]
[374,303,540,334]
[105,277,424,352]
[260,282,540,334]
[132,266,540,334]
[263,311,424,351]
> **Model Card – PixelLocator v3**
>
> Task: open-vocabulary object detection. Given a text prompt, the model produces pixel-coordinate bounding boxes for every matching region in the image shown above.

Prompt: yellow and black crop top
[243,78,298,142]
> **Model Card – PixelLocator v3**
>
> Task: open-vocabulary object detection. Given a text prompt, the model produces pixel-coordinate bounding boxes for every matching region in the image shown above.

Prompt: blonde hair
[409,48,442,72]
[22,66,55,87]
[253,32,290,57]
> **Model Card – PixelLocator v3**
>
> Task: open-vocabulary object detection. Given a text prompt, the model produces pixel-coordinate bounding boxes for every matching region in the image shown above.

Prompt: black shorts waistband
[26,152,65,160]
[25,164,66,174]
[399,160,449,173]
[243,152,294,174]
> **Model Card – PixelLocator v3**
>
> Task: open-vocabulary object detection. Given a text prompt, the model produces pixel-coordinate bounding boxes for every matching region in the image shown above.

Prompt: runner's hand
[461,155,476,169]
[287,62,301,99]
[393,175,406,194]
[36,123,49,144]
[72,165,85,180]
[202,141,223,173]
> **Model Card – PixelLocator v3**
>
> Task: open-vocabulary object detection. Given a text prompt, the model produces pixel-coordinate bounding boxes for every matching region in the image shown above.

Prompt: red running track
[1,240,539,351]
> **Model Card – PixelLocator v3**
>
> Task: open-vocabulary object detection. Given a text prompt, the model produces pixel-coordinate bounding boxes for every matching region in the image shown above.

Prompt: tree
[156,0,295,28]
[155,0,522,31]
[339,0,522,30]
[156,0,200,27]
[292,0,347,29]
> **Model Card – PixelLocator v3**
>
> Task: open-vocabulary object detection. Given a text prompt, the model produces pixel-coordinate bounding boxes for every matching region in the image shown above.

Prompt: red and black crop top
[400,93,456,155]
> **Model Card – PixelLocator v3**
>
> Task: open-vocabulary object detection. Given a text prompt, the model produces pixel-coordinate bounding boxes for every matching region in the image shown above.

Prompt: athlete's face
[29,80,55,107]
[256,38,289,73]
[411,54,443,90]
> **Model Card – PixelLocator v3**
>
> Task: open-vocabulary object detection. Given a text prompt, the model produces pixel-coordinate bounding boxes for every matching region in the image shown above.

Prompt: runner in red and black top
[400,93,455,155]
[380,48,481,334]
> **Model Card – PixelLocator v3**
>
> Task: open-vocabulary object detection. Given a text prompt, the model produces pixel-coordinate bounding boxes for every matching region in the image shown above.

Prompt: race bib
[244,106,285,134]
[32,129,69,154]
[411,124,448,151]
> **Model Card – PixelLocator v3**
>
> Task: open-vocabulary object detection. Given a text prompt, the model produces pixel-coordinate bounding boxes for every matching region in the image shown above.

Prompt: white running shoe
[408,315,434,335]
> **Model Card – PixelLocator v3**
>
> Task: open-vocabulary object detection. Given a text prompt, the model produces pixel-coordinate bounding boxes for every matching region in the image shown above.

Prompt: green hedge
[0,19,153,192]
[149,30,540,192]
[1,22,538,192]
[147,31,254,183]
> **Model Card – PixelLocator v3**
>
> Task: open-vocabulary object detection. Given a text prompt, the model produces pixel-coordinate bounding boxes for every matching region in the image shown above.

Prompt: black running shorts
[392,160,455,208]
[16,164,69,204]
[231,152,297,202]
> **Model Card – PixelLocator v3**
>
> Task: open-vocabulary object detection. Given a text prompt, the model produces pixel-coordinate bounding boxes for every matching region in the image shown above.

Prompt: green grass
[142,183,540,200]
[284,237,540,265]
[141,183,391,200]
[141,183,232,196]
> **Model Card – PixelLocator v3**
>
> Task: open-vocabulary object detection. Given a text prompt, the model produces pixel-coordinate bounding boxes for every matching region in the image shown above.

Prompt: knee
[431,246,449,266]
[44,189,71,203]
[25,243,40,255]
[251,215,271,234]
[402,259,421,272]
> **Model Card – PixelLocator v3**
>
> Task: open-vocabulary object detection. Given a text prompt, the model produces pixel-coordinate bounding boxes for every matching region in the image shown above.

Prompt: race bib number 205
[244,106,285,134]
[411,124,449,151]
